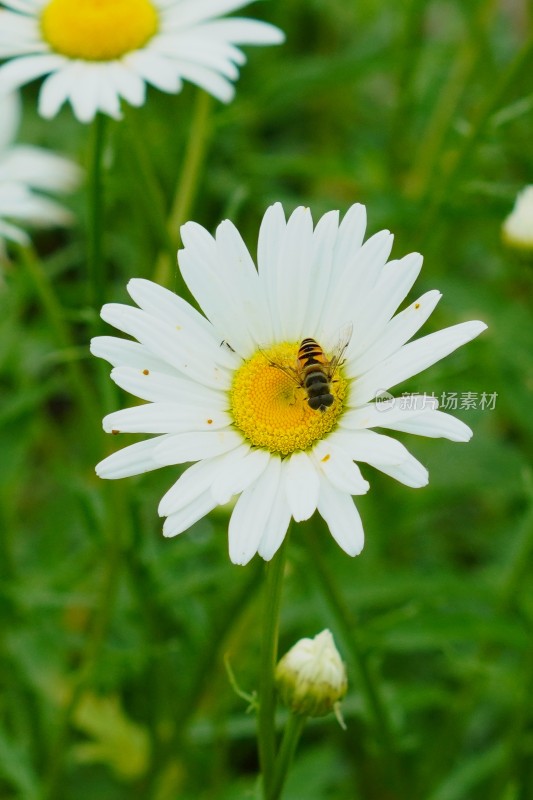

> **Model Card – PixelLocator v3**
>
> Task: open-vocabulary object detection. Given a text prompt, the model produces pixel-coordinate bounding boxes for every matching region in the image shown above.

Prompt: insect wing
[258,347,302,386]
[327,323,353,375]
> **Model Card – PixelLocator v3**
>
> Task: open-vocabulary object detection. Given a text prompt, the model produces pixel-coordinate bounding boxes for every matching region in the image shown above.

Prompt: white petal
[381,409,473,441]
[228,456,281,565]
[257,202,287,337]
[100,303,233,390]
[317,478,365,556]
[312,440,370,495]
[96,435,170,479]
[39,63,83,119]
[90,336,178,375]
[126,277,238,369]
[211,446,270,504]
[214,219,271,346]
[332,428,414,465]
[283,450,319,521]
[158,453,235,516]
[321,230,394,338]
[161,35,240,80]
[304,210,339,333]
[349,290,442,377]
[0,185,72,226]
[351,321,488,405]
[162,489,218,537]
[0,218,28,244]
[108,61,146,106]
[68,64,104,123]
[93,67,122,119]
[275,206,314,341]
[164,0,264,27]
[170,59,235,101]
[103,402,231,434]
[195,18,284,44]
[1,1,43,16]
[110,366,227,407]
[179,221,257,357]
[257,488,291,561]
[331,203,367,280]
[153,429,243,466]
[124,50,181,93]
[348,252,423,359]
[371,453,429,488]
[1,146,81,192]
[343,396,439,430]
[0,54,66,93]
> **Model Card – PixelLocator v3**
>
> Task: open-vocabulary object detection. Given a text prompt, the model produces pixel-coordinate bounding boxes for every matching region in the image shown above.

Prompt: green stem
[123,115,176,255]
[406,0,497,202]
[388,0,429,178]
[153,90,212,288]
[486,645,533,800]
[305,522,408,799]
[268,713,306,800]
[418,32,533,246]
[499,496,533,610]
[18,244,99,431]
[258,537,289,798]
[42,482,128,800]
[87,113,107,311]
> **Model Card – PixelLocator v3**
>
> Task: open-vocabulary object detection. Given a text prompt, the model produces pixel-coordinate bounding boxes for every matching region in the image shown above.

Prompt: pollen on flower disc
[230,342,348,456]
[40,0,159,61]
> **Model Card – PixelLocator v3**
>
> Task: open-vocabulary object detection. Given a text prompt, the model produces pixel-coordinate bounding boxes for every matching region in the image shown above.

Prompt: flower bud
[502,186,533,251]
[275,629,347,722]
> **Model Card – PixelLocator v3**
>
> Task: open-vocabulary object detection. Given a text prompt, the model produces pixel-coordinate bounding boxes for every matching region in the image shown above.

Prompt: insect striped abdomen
[298,338,334,411]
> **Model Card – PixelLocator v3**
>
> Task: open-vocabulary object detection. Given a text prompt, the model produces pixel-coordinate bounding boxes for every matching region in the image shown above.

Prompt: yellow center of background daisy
[231,342,347,456]
[40,0,159,61]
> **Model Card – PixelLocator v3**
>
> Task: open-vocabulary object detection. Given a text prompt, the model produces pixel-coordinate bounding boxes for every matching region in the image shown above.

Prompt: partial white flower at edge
[502,185,533,251]
[0,90,81,251]
[91,203,487,566]
[0,0,284,124]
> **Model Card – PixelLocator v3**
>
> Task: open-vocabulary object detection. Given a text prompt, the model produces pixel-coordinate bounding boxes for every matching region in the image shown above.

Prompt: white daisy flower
[502,185,533,251]
[0,0,284,123]
[0,89,80,250]
[92,203,487,565]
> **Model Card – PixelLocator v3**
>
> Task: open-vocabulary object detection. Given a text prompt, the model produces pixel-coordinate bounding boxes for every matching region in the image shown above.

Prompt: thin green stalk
[153,558,263,744]
[87,113,107,311]
[499,495,533,610]
[153,90,212,288]
[123,115,177,255]
[42,482,129,800]
[418,494,533,796]
[305,522,408,799]
[258,537,289,798]
[18,244,99,430]
[418,33,533,246]
[406,0,497,201]
[268,713,306,800]
[388,0,429,178]
[486,644,533,800]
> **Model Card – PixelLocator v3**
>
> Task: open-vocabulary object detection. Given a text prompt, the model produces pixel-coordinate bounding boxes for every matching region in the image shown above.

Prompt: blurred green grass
[1,0,532,798]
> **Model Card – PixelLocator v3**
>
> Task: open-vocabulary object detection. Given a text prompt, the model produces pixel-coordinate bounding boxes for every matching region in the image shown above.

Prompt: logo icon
[374,390,395,412]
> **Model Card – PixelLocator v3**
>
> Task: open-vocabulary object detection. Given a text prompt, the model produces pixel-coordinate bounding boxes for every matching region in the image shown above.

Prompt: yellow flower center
[40,0,159,61]
[231,342,348,456]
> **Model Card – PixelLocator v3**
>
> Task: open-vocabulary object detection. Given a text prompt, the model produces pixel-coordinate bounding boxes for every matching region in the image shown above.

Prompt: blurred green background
[1,0,532,798]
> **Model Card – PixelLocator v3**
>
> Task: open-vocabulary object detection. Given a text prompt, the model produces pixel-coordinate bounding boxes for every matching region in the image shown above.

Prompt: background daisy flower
[0,0,284,123]
[502,185,533,252]
[92,203,487,565]
[0,89,80,251]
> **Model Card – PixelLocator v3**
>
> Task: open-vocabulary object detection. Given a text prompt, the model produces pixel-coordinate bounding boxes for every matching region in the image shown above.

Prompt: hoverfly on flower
[262,324,353,412]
